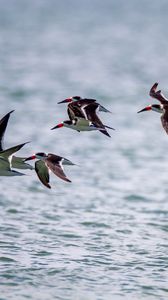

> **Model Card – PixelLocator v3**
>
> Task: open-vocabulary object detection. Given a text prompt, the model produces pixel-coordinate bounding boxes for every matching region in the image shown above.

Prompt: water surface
[0,1,168,299]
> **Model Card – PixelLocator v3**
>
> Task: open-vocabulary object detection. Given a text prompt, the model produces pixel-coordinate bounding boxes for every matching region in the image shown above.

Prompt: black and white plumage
[138,82,168,134]
[68,101,114,137]
[51,117,106,133]
[0,111,33,169]
[58,96,111,113]
[0,110,14,151]
[53,98,114,137]
[25,152,75,188]
[84,102,114,137]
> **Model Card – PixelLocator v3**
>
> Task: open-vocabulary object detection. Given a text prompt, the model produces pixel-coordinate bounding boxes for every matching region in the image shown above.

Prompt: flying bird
[0,142,29,176]
[51,117,107,134]
[138,82,168,134]
[57,96,111,113]
[52,102,114,137]
[0,110,33,169]
[25,152,75,188]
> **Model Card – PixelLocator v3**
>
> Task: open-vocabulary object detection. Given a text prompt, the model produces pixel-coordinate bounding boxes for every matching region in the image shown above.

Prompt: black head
[137,103,162,114]
[24,152,47,161]
[151,104,161,109]
[35,152,46,157]
[57,96,82,104]
[64,120,73,125]
[72,96,82,101]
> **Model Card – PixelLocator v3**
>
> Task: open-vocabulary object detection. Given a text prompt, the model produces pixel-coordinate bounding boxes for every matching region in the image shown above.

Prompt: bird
[0,142,29,176]
[52,102,114,137]
[138,82,168,134]
[57,96,111,113]
[24,152,75,188]
[0,110,33,169]
[51,117,108,133]
[58,97,112,126]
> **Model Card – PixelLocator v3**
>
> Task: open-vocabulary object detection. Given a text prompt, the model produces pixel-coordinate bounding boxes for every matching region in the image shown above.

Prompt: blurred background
[0,0,168,299]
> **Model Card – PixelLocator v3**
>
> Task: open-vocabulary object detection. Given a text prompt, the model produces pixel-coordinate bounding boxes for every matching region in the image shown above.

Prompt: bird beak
[57,98,71,104]
[51,123,64,130]
[24,155,36,161]
[137,106,152,113]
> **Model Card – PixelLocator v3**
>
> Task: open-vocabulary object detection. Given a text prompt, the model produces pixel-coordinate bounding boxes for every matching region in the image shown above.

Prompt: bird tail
[63,158,76,166]
[99,105,111,113]
[99,129,111,138]
[104,125,115,130]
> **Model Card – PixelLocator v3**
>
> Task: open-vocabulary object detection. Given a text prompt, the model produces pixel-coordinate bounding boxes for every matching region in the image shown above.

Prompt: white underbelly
[66,124,98,131]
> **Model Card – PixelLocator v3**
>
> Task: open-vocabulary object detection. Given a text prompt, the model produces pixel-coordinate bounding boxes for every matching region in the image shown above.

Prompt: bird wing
[67,100,97,120]
[46,153,74,166]
[150,82,168,104]
[35,160,51,189]
[82,98,96,102]
[0,110,14,151]
[12,156,34,170]
[67,102,86,120]
[0,157,10,170]
[80,99,111,113]
[0,142,29,169]
[84,103,102,124]
[84,103,111,137]
[0,142,28,159]
[46,154,71,183]
[161,105,168,134]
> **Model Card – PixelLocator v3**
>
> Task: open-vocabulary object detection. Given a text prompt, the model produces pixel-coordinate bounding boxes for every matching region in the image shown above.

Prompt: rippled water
[0,1,168,299]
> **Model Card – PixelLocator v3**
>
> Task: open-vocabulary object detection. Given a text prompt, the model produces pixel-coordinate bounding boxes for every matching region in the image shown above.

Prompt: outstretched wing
[67,99,96,120]
[0,142,29,160]
[84,103,111,137]
[150,82,168,104]
[46,154,71,182]
[161,105,168,134]
[0,157,10,170]
[35,160,51,189]
[0,110,14,151]
[67,102,86,120]
[11,156,34,170]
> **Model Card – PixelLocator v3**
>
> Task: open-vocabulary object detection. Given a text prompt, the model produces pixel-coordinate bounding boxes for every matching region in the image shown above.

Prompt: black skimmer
[25,152,75,188]
[58,96,111,113]
[0,111,33,170]
[0,142,29,176]
[51,117,106,133]
[52,102,114,137]
[138,82,168,134]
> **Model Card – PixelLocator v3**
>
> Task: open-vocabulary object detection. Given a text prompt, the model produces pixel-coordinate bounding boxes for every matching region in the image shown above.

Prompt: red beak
[51,123,64,130]
[24,155,36,161]
[137,106,151,113]
[57,98,72,104]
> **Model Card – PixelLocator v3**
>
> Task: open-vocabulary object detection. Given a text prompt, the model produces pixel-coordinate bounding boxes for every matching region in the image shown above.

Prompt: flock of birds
[0,82,168,189]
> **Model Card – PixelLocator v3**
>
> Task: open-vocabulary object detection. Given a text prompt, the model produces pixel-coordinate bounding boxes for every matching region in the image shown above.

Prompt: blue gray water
[0,1,168,299]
